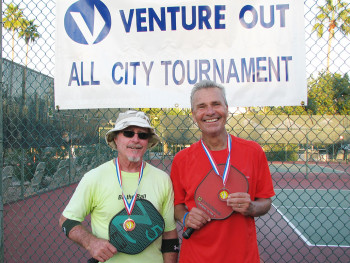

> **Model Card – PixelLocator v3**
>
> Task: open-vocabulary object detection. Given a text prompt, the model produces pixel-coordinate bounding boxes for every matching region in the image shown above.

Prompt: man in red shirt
[170,80,275,263]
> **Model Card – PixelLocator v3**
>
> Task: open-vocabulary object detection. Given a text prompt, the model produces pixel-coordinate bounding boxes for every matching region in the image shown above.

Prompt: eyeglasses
[122,130,151,140]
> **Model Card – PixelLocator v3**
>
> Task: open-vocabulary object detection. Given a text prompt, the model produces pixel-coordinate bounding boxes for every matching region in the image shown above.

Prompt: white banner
[55,0,307,109]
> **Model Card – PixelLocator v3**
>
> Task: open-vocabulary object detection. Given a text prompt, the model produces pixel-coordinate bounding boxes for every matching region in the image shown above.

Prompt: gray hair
[190,80,228,109]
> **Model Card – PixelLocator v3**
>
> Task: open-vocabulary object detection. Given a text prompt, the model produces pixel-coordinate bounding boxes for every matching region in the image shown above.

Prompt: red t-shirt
[170,135,275,263]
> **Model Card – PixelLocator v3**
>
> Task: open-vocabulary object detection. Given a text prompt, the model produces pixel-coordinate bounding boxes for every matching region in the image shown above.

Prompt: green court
[273,189,350,247]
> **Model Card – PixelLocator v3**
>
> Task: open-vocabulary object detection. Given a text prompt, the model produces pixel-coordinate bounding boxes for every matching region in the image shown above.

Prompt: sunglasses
[122,130,151,140]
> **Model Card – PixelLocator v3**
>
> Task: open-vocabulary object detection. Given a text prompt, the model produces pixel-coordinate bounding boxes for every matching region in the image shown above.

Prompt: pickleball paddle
[88,199,164,262]
[182,164,249,239]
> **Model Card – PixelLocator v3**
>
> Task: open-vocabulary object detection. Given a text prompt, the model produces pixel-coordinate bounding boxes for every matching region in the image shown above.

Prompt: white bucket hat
[105,110,161,150]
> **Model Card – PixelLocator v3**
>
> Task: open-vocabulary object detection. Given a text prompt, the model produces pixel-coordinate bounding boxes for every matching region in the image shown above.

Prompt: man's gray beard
[128,156,141,162]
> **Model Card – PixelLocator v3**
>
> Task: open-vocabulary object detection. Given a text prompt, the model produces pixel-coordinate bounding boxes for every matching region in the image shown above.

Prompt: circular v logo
[64,0,111,45]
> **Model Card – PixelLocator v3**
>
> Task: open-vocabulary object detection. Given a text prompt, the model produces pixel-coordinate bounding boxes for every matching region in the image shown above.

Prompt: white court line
[272,203,350,248]
[275,205,349,210]
[272,203,313,246]
[274,188,350,192]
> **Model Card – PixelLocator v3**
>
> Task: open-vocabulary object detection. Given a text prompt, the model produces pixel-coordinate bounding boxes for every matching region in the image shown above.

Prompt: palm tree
[3,3,26,60]
[312,0,350,72]
[18,19,40,67]
[3,3,26,99]
[18,19,40,116]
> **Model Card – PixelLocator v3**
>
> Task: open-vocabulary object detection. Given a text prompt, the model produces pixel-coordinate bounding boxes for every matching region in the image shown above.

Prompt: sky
[2,0,350,79]
[2,0,56,76]
[303,0,350,77]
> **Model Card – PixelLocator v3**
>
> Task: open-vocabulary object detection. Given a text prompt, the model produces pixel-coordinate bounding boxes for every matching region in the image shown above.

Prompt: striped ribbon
[115,158,144,215]
[201,134,232,186]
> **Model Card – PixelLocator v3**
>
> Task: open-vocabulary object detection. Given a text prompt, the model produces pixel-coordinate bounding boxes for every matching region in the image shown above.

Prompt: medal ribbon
[201,134,232,186]
[115,158,144,216]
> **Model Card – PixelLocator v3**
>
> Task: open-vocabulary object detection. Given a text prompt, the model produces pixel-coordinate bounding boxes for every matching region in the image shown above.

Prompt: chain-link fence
[1,0,349,262]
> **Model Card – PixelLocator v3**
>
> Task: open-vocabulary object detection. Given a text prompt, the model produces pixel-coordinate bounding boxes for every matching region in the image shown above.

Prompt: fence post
[0,0,4,261]
[21,149,25,198]
[69,137,72,184]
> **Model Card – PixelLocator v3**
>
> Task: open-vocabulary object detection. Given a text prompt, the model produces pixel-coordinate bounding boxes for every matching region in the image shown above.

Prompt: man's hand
[184,207,211,230]
[86,236,117,262]
[227,192,252,216]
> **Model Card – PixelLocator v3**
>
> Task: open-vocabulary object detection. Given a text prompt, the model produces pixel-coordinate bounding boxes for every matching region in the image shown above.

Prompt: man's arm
[227,193,272,217]
[174,203,188,223]
[162,229,179,263]
[59,215,117,262]
[246,197,272,217]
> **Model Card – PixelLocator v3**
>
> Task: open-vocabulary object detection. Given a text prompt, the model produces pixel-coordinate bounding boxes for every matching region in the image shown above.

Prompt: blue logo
[64,0,111,45]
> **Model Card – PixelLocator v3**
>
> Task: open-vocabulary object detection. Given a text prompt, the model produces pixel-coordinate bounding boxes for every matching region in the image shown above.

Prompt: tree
[307,71,350,115]
[312,0,350,72]
[3,3,26,99]
[265,105,307,115]
[266,71,350,115]
[18,19,40,66]
[18,19,40,114]
[2,3,26,60]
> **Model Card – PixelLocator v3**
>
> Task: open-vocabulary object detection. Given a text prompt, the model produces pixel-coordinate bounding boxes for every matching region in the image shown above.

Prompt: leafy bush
[263,144,299,162]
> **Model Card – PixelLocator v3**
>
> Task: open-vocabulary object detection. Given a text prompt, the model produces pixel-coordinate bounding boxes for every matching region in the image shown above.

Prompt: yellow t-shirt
[63,159,176,263]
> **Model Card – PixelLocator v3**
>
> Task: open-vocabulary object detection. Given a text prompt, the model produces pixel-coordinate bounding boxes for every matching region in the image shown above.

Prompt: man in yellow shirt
[59,110,178,263]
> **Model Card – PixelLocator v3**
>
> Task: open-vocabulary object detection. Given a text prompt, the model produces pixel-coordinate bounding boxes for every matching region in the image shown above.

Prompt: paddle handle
[87,258,98,263]
[182,227,195,239]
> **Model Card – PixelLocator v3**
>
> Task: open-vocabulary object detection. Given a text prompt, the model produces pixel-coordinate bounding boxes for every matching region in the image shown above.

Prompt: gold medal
[123,218,136,231]
[218,189,229,201]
